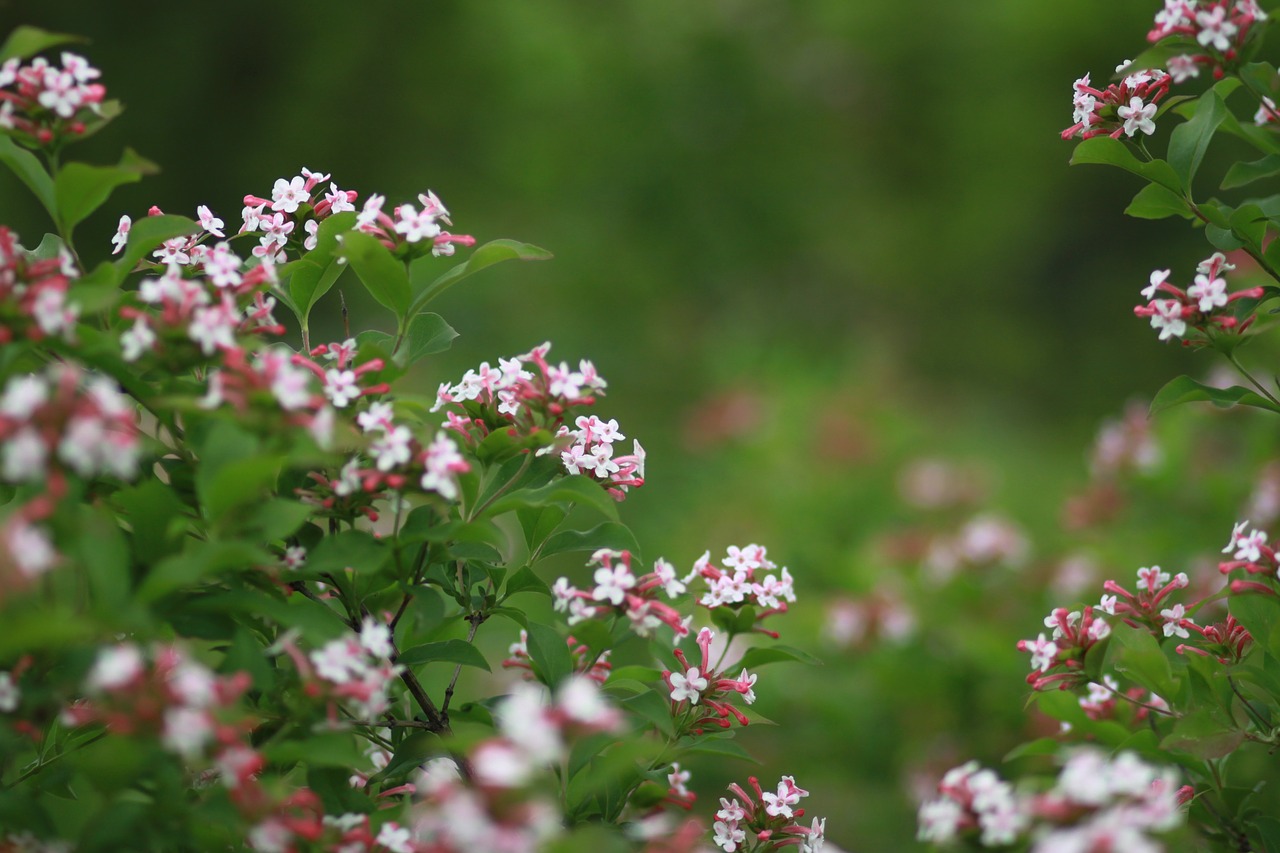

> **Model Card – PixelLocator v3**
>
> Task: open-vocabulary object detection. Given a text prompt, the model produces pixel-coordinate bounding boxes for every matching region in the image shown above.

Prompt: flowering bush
[915,1,1280,850]
[0,26,826,852]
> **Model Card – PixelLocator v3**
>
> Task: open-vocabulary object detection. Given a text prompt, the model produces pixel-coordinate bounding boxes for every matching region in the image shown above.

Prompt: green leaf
[54,148,159,234]
[1168,90,1226,188]
[620,688,674,738]
[487,476,621,522]
[680,736,758,763]
[264,732,364,767]
[541,522,641,560]
[0,134,56,220]
[1222,153,1280,189]
[113,479,185,564]
[337,229,411,321]
[1149,375,1280,416]
[734,644,822,670]
[1230,594,1280,664]
[0,26,86,62]
[1070,137,1183,193]
[1125,183,1192,220]
[284,211,355,324]
[369,731,437,785]
[408,239,553,316]
[1105,622,1176,699]
[397,639,492,671]
[114,214,200,282]
[503,565,551,598]
[397,312,458,366]
[197,454,283,523]
[138,540,273,602]
[1161,708,1245,759]
[305,531,391,576]
[526,621,573,688]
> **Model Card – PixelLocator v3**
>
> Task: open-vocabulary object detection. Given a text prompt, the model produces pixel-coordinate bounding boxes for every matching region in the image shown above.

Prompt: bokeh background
[5,1,1276,847]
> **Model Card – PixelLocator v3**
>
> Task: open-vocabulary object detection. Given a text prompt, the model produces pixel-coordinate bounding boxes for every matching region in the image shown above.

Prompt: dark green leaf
[620,688,674,737]
[337,229,411,321]
[138,540,273,602]
[284,211,355,324]
[1070,137,1182,193]
[306,531,391,576]
[503,565,551,598]
[1104,622,1176,699]
[734,644,822,670]
[1222,154,1280,189]
[408,239,553,316]
[1168,90,1226,188]
[541,522,641,560]
[680,736,758,763]
[1125,183,1192,220]
[526,621,573,687]
[1161,708,1245,759]
[0,134,56,220]
[0,26,86,62]
[54,148,158,234]
[396,312,458,366]
[487,475,620,522]
[264,732,364,767]
[1149,375,1280,416]
[397,639,491,671]
[369,731,437,785]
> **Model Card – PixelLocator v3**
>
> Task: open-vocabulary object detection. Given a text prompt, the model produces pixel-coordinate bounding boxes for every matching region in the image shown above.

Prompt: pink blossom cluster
[198,347,335,448]
[287,617,404,719]
[1099,565,1193,638]
[112,202,232,265]
[432,342,646,499]
[115,254,283,364]
[713,775,825,852]
[923,514,1029,580]
[0,52,106,146]
[337,394,470,503]
[663,627,758,735]
[551,548,693,642]
[1074,674,1169,725]
[689,543,795,617]
[502,629,613,683]
[407,678,620,851]
[238,167,360,262]
[1134,253,1263,343]
[1062,64,1171,141]
[0,365,139,587]
[823,589,916,649]
[249,808,411,853]
[918,750,1187,851]
[60,643,250,766]
[1148,0,1269,83]
[351,188,475,259]
[0,227,79,345]
[1218,518,1280,599]
[1016,606,1111,691]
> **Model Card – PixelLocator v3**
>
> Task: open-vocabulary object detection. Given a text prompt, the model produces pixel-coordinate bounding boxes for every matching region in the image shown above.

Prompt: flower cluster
[689,543,796,616]
[0,227,79,344]
[198,347,335,448]
[823,589,916,650]
[1148,0,1269,82]
[923,514,1029,580]
[552,549,693,641]
[433,342,646,499]
[409,678,620,850]
[1134,252,1263,343]
[917,760,1026,847]
[239,167,359,262]
[342,394,470,502]
[713,775,825,852]
[351,187,474,258]
[1099,565,1192,638]
[61,643,249,763]
[298,617,404,718]
[0,52,106,146]
[1017,606,1111,691]
[1074,674,1169,725]
[503,629,613,683]
[1062,64,1172,140]
[116,253,283,364]
[918,750,1186,851]
[663,627,758,735]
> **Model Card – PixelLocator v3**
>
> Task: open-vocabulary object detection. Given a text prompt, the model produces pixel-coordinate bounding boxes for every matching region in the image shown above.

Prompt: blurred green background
[3,0,1269,847]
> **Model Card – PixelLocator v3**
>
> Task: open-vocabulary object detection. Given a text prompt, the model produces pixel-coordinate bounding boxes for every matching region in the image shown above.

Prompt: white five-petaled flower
[1188,273,1228,312]
[669,667,708,704]
[1117,96,1158,137]
[1149,299,1186,340]
[1142,269,1170,300]
[271,176,310,214]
